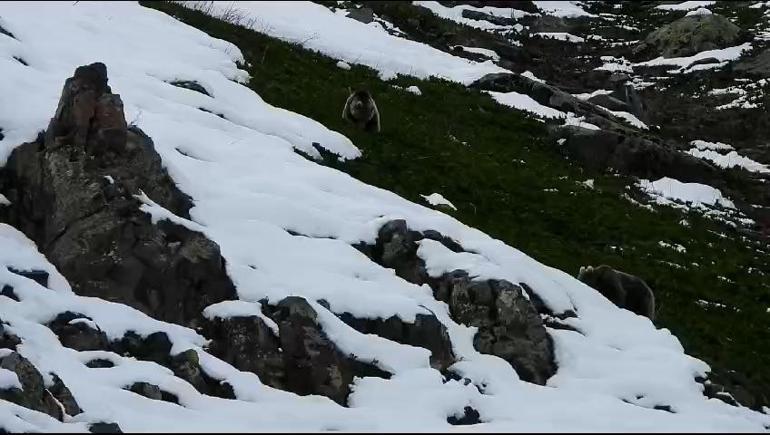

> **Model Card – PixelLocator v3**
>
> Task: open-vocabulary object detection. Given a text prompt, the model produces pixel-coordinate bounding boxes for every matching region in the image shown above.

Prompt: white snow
[573,89,613,100]
[655,1,716,11]
[521,70,545,83]
[103,175,115,185]
[595,56,633,73]
[0,193,10,206]
[638,177,736,209]
[413,1,526,30]
[421,193,457,210]
[0,368,22,390]
[685,7,713,16]
[687,148,770,174]
[658,241,687,253]
[182,1,508,84]
[635,43,753,72]
[564,113,601,130]
[336,60,351,70]
[487,90,565,119]
[534,32,585,43]
[533,1,597,17]
[454,45,500,61]
[0,1,767,433]
[405,85,422,96]
[690,139,735,151]
[598,107,649,130]
[203,300,280,336]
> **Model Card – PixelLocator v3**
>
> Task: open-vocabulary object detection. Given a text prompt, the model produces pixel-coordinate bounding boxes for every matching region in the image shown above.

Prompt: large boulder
[430,270,556,385]
[0,63,237,328]
[634,13,742,58]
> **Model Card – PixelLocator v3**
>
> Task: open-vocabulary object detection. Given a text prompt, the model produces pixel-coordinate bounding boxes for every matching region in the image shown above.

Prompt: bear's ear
[578,266,586,279]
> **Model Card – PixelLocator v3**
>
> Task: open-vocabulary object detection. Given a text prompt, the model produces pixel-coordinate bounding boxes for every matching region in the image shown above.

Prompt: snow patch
[655,1,716,11]
[421,193,457,210]
[638,177,735,209]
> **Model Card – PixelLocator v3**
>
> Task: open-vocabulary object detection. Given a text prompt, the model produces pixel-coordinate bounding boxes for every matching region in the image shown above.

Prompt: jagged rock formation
[0,62,236,328]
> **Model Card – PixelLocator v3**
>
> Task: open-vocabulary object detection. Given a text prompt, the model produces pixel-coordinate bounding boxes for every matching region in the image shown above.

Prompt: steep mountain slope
[0,1,768,432]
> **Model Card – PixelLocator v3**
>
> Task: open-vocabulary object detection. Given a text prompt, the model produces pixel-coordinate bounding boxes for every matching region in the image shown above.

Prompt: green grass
[144,1,770,406]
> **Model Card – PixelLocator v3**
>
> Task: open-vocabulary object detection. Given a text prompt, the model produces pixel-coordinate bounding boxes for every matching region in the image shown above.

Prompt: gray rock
[0,352,64,420]
[48,311,110,351]
[126,382,163,401]
[88,422,123,433]
[432,271,556,385]
[346,7,374,24]
[203,313,286,391]
[336,312,455,371]
[0,63,236,328]
[530,15,570,33]
[48,374,82,417]
[461,9,513,27]
[271,296,390,405]
[634,13,742,58]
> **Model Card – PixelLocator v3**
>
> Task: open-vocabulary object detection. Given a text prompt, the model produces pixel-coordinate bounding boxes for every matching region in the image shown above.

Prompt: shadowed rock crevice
[0,62,236,328]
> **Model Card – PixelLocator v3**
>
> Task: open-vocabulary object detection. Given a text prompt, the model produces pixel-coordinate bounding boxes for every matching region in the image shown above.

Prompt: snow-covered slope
[0,1,769,432]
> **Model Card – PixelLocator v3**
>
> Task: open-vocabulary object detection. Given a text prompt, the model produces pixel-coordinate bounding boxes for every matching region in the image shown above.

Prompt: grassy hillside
[145,1,770,406]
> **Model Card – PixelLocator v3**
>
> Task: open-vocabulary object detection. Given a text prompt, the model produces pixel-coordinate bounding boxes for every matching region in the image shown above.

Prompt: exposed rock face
[205,296,392,405]
[203,313,286,391]
[47,311,111,351]
[0,351,79,421]
[346,7,374,24]
[337,312,455,371]
[634,13,742,58]
[361,220,556,385]
[430,270,556,385]
[88,422,123,433]
[0,62,236,328]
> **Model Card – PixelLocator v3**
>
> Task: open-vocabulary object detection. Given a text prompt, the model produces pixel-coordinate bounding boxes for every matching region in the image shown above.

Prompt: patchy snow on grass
[573,89,613,100]
[634,43,753,72]
[687,148,770,174]
[655,1,715,11]
[659,241,687,253]
[533,1,597,17]
[0,1,769,433]
[413,1,517,30]
[638,177,735,209]
[690,139,735,151]
[182,1,509,85]
[453,45,500,61]
[534,32,585,43]
[595,56,633,73]
[487,90,565,118]
[405,85,422,96]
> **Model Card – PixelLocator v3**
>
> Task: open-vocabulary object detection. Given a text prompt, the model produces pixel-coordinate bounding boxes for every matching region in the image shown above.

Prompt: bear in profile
[578,265,656,320]
[342,88,380,133]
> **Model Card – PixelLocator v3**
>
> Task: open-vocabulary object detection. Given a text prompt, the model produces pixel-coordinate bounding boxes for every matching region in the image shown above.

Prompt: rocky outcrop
[634,13,742,58]
[205,296,391,406]
[48,311,111,351]
[0,351,80,421]
[0,62,236,328]
[88,422,123,433]
[429,270,556,385]
[359,220,556,385]
[336,312,455,371]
